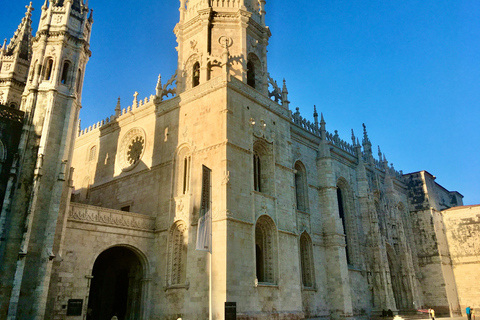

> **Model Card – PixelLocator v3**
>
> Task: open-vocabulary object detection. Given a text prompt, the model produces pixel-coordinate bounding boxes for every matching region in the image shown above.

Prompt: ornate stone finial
[281,79,289,109]
[362,123,372,158]
[156,74,162,97]
[362,123,371,145]
[26,2,34,18]
[88,9,94,23]
[133,91,139,108]
[320,113,326,140]
[378,146,382,160]
[351,129,356,146]
[313,105,319,127]
[77,119,81,135]
[115,97,121,117]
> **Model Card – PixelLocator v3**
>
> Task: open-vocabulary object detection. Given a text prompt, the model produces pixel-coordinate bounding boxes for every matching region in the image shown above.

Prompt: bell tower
[175,0,271,94]
[0,0,93,318]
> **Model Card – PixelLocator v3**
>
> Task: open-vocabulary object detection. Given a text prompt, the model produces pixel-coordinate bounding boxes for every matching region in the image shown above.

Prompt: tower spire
[4,2,34,60]
[0,2,34,107]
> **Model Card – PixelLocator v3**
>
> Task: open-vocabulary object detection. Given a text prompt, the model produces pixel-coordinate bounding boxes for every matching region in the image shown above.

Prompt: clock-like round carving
[119,128,146,171]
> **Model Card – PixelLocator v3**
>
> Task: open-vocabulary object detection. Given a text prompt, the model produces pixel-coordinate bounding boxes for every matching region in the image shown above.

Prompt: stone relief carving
[68,203,155,231]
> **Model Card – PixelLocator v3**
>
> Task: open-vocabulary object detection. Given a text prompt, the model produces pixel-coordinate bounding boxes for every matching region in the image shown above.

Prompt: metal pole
[209,251,212,320]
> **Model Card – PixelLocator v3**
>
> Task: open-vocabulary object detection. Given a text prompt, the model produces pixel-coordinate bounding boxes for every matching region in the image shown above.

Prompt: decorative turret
[174,0,271,94]
[0,2,34,108]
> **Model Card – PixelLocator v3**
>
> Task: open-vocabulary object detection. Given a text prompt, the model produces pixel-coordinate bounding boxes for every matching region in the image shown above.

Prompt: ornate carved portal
[387,246,413,312]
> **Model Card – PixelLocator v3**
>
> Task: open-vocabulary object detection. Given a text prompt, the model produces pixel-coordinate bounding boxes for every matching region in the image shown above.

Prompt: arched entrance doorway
[87,246,144,320]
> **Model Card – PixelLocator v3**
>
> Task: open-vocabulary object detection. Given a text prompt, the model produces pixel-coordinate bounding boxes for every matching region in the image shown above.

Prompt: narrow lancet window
[337,187,351,265]
[193,62,200,87]
[247,61,255,88]
[253,152,261,192]
[300,233,315,288]
[255,215,277,283]
[183,156,191,194]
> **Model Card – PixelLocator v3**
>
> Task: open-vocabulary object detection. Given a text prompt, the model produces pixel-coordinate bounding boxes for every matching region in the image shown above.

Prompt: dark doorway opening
[87,246,143,320]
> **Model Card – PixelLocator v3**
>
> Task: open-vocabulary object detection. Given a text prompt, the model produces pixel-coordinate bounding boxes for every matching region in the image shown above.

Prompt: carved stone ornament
[218,36,233,48]
[119,127,146,171]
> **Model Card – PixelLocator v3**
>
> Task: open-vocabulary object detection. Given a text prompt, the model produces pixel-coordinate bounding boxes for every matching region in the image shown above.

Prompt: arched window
[294,161,308,211]
[337,187,350,265]
[192,62,200,87]
[175,147,192,196]
[89,145,97,162]
[182,155,191,194]
[44,58,54,81]
[255,215,277,284]
[253,151,261,192]
[300,232,315,288]
[252,142,272,195]
[166,221,188,286]
[247,61,255,88]
[60,61,70,84]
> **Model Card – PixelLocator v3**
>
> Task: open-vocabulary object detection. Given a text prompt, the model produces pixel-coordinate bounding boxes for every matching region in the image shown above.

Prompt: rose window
[119,128,146,171]
[127,136,144,165]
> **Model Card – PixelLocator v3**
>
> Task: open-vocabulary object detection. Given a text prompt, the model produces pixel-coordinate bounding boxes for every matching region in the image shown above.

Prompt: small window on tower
[192,62,200,87]
[44,59,54,81]
[61,61,70,85]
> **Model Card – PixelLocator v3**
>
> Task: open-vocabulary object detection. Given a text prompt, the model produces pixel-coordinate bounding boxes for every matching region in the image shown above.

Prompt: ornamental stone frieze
[68,202,156,231]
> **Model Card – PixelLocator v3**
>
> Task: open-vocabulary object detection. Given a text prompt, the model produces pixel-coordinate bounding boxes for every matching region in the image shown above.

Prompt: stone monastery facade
[0,1,476,320]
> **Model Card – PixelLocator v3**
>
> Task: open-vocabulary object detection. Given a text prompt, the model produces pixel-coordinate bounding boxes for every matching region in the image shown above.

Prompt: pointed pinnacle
[26,2,34,17]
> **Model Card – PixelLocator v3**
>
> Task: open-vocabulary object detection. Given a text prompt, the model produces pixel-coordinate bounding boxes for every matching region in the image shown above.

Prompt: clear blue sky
[2,1,479,204]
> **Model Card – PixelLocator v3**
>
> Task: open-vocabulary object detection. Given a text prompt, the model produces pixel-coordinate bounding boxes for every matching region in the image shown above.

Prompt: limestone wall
[442,205,480,315]
[405,171,462,315]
